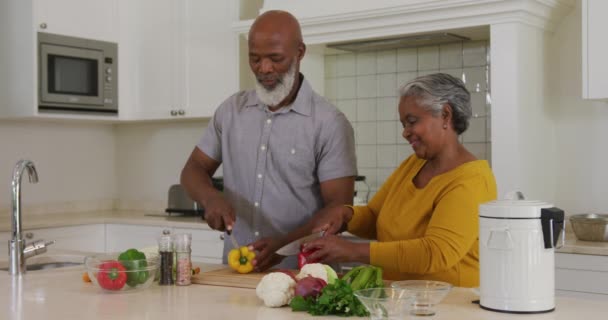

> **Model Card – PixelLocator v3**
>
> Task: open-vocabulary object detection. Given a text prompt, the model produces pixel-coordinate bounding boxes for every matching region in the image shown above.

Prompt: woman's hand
[302,235,369,264]
[310,205,354,235]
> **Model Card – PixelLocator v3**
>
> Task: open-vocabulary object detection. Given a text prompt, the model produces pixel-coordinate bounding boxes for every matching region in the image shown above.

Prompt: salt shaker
[173,233,192,286]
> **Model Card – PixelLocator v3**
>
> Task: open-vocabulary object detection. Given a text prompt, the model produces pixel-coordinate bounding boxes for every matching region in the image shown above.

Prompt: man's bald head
[249,10,303,50]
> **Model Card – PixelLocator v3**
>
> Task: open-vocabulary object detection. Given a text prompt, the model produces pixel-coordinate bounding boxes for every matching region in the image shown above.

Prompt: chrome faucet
[9,160,54,276]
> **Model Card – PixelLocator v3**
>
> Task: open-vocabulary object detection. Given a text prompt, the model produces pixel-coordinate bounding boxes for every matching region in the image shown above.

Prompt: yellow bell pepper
[228,246,255,274]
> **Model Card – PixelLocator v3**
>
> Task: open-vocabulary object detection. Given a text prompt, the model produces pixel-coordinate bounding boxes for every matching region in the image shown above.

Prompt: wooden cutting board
[191,267,271,289]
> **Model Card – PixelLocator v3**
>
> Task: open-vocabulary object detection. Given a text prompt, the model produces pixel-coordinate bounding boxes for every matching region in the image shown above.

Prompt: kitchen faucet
[9,160,54,276]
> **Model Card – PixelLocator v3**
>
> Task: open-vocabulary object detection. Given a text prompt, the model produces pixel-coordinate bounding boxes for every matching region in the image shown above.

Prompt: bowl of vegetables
[84,249,159,293]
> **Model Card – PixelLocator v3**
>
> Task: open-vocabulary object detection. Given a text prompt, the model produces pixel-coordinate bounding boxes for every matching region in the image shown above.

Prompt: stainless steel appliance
[164,178,224,218]
[38,32,117,114]
[479,192,565,313]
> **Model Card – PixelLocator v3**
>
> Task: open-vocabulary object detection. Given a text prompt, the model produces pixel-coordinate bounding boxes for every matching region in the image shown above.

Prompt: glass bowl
[354,288,413,320]
[391,280,452,316]
[84,252,159,293]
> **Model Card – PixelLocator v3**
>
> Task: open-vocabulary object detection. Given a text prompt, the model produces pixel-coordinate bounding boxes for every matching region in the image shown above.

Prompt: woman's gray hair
[399,73,472,135]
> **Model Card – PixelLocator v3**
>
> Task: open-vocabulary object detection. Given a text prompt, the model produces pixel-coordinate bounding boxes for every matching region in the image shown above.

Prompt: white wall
[549,1,608,215]
[0,121,115,212]
[114,120,209,209]
[262,0,425,19]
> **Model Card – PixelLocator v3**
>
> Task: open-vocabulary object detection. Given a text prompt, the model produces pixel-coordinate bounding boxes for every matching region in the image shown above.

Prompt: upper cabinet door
[583,0,608,100]
[182,0,238,118]
[118,0,238,121]
[118,0,180,120]
[34,0,118,42]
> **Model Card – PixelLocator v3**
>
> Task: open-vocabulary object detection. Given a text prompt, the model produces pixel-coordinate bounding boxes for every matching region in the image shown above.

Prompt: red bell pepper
[97,260,127,291]
[298,244,320,269]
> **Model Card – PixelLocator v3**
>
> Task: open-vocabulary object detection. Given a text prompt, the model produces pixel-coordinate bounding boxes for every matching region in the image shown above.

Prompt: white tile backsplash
[377,73,397,97]
[440,43,463,69]
[356,75,377,98]
[463,117,487,143]
[325,55,337,78]
[337,99,357,122]
[356,122,377,145]
[377,145,397,167]
[377,120,397,145]
[377,50,397,74]
[325,40,490,191]
[463,41,487,67]
[337,77,357,99]
[470,92,486,117]
[397,71,418,89]
[397,48,418,72]
[356,52,377,75]
[418,46,439,70]
[376,97,399,121]
[337,53,356,77]
[462,67,486,93]
[325,77,337,100]
[356,145,377,167]
[356,98,376,121]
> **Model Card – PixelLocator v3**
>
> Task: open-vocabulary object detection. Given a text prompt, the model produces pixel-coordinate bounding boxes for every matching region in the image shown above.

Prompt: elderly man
[180,10,356,270]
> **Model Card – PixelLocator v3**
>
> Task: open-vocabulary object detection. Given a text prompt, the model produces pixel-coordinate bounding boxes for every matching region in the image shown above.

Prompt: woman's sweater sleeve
[370,178,490,275]
[347,162,403,240]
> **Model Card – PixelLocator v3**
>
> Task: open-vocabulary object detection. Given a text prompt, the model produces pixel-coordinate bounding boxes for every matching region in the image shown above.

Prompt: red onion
[294,276,327,299]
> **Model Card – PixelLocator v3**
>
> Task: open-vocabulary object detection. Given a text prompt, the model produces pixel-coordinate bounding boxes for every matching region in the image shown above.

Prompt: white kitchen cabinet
[0,0,120,120]
[173,227,224,264]
[105,224,168,253]
[34,0,118,42]
[582,0,608,99]
[555,252,608,298]
[0,225,105,256]
[118,0,238,121]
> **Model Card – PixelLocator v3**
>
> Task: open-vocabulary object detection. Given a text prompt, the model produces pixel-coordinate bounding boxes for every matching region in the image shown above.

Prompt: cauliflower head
[296,263,338,284]
[255,272,296,307]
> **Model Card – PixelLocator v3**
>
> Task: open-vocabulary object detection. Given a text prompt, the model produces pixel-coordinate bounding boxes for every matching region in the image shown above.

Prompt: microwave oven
[38,32,118,114]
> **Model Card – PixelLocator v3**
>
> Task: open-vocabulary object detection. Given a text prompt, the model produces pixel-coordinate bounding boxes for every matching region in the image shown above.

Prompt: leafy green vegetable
[289,279,369,317]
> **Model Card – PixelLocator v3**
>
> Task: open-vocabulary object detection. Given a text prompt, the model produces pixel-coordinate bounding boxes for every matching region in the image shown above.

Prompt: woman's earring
[443,124,448,129]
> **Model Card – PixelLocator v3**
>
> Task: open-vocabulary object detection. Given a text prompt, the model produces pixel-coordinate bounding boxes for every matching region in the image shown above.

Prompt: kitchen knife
[227,229,240,249]
[276,231,324,256]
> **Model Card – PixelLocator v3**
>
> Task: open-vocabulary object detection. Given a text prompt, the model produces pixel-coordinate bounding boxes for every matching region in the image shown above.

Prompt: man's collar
[245,73,312,116]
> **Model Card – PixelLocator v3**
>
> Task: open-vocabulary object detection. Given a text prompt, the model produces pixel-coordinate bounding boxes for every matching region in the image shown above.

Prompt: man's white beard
[255,62,297,107]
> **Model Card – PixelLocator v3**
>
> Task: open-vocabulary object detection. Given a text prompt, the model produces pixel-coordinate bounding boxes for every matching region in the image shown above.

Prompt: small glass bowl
[354,288,413,320]
[391,280,452,316]
[84,252,160,293]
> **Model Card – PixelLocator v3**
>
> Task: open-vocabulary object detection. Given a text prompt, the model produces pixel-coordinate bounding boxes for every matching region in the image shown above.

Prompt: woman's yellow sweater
[348,155,497,287]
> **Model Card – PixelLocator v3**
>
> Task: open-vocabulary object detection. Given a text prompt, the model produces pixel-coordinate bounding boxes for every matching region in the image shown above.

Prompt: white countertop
[0,210,212,232]
[1,262,607,320]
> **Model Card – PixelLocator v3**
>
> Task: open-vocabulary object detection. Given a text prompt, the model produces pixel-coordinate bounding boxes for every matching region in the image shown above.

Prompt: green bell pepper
[118,248,149,287]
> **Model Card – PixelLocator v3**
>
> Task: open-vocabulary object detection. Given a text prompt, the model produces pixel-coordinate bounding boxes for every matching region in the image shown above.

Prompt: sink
[0,261,82,271]
[0,253,85,272]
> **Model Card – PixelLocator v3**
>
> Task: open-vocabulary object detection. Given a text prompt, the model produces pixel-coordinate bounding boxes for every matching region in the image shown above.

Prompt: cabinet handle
[39,23,47,29]
[170,110,178,116]
[219,234,225,240]
[178,109,185,116]
[162,229,171,235]
[25,232,34,239]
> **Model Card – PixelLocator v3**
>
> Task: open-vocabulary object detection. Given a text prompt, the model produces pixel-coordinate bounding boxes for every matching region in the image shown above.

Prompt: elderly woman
[302,73,497,287]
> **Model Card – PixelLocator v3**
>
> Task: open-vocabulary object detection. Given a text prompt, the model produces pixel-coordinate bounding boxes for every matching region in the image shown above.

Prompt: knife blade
[227,229,240,249]
[276,231,324,256]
